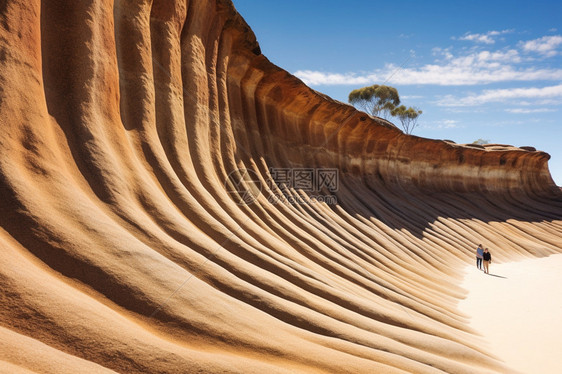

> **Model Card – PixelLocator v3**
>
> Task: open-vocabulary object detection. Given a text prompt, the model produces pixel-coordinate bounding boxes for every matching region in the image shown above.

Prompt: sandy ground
[459,254,562,374]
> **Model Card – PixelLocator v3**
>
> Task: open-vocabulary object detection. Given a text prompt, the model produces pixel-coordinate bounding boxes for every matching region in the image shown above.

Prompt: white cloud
[432,47,454,60]
[295,59,562,86]
[294,33,562,87]
[421,119,462,130]
[436,84,562,106]
[442,119,458,125]
[519,35,562,57]
[436,119,460,128]
[505,108,557,114]
[293,71,374,85]
[456,30,513,44]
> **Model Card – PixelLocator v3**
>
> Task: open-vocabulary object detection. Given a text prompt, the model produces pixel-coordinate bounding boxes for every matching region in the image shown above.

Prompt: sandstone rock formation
[1,0,561,373]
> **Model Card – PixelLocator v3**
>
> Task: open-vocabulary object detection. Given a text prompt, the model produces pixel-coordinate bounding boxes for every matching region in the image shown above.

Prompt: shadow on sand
[487,273,507,279]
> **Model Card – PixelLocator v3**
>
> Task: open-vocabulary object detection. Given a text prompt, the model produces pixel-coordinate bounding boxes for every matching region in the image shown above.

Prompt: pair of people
[475,244,492,274]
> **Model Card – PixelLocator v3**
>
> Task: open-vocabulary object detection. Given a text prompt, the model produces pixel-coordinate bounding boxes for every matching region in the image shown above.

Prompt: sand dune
[0,0,561,373]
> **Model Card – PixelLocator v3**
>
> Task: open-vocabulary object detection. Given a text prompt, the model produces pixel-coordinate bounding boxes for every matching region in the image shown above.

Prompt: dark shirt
[483,252,491,261]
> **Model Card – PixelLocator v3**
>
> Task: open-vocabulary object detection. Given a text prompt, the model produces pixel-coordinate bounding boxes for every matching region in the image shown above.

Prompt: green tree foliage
[348,84,400,119]
[390,105,423,134]
[472,138,490,145]
[349,84,423,134]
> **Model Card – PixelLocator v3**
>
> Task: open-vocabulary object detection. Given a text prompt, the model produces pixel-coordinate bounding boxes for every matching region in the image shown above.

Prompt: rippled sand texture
[1,1,561,373]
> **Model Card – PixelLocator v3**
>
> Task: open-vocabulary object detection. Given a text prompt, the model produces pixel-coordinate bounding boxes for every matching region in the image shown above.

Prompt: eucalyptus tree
[348,84,400,119]
[390,105,422,134]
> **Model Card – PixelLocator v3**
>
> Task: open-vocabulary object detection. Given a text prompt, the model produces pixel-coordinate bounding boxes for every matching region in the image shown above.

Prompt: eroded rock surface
[1,1,561,373]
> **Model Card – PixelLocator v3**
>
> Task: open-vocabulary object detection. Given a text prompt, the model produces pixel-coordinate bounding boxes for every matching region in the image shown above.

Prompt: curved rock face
[0,1,561,373]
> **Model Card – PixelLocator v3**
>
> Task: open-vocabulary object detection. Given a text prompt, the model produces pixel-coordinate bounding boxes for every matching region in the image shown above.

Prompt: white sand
[459,254,562,374]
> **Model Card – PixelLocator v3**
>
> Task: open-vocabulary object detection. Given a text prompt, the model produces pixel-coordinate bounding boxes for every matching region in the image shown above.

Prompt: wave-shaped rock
[1,0,561,373]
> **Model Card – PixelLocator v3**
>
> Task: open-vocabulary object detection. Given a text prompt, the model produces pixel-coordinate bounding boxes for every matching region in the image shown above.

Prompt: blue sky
[232,0,562,186]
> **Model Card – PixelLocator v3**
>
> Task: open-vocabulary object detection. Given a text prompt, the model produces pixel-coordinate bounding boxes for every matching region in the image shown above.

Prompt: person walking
[476,244,484,270]
[482,248,492,274]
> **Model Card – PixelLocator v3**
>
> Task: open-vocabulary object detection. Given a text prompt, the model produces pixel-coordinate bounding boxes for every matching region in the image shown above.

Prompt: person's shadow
[487,273,507,279]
